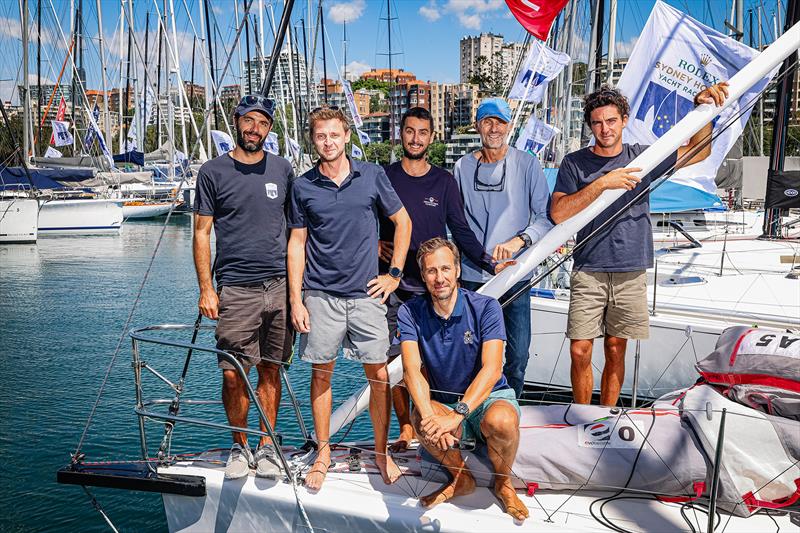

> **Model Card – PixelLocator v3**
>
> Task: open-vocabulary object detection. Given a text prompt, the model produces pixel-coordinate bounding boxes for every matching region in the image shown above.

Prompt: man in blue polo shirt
[288,106,412,491]
[399,237,528,522]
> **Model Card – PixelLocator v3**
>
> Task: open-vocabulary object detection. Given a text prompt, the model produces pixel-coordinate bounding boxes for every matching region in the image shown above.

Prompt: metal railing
[129,323,311,482]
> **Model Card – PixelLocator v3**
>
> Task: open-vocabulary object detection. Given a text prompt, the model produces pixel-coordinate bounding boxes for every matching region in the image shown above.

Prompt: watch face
[389,267,403,278]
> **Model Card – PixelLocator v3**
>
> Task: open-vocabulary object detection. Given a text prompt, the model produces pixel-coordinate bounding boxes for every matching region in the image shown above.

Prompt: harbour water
[0,217,380,531]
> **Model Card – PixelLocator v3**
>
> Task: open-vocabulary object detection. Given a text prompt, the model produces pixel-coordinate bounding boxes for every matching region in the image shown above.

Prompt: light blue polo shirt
[288,158,403,298]
[397,288,509,404]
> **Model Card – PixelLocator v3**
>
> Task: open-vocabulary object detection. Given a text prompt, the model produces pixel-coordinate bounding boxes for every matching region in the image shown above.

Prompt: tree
[352,79,390,96]
[427,142,446,166]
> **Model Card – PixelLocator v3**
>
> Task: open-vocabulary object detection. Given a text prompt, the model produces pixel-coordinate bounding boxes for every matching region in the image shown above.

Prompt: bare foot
[304,456,330,492]
[420,472,475,508]
[374,453,402,485]
[494,480,529,521]
[389,428,414,453]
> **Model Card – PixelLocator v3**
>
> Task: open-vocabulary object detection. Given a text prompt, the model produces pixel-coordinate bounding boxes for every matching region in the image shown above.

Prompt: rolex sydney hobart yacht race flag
[617,0,777,212]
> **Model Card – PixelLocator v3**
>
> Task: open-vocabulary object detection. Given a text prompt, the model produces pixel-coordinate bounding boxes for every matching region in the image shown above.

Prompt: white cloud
[0,16,56,45]
[614,37,639,60]
[342,60,371,81]
[444,0,505,30]
[328,0,366,24]
[419,1,442,22]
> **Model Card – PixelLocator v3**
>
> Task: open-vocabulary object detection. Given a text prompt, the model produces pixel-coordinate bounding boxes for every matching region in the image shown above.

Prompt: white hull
[38,199,124,235]
[0,198,38,243]
[160,447,792,532]
[122,202,173,219]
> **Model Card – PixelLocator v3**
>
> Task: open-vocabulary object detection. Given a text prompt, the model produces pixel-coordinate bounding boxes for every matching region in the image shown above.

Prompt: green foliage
[427,142,446,166]
[468,54,506,97]
[352,79,390,96]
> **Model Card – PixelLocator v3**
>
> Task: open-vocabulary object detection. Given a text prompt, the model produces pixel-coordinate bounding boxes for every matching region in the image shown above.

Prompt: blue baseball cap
[234,94,275,121]
[476,98,512,123]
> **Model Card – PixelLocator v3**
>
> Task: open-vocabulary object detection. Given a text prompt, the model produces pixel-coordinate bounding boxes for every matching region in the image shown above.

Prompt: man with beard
[378,107,512,452]
[287,106,412,491]
[193,95,293,480]
[550,83,728,406]
[454,98,552,399]
[399,237,528,522]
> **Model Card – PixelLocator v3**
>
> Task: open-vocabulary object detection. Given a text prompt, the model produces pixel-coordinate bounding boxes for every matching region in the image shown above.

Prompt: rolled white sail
[328,20,800,437]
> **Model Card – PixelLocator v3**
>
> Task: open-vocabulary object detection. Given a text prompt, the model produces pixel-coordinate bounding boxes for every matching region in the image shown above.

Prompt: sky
[0,0,787,103]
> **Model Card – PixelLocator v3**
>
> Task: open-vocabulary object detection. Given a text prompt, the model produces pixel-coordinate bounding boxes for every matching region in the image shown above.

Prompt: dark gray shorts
[215,278,293,370]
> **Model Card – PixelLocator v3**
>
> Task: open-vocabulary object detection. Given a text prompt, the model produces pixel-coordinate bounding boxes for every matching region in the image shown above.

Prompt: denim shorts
[444,388,521,444]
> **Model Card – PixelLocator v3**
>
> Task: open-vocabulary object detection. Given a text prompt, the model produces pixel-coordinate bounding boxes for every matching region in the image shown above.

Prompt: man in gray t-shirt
[193,95,292,481]
[551,82,728,407]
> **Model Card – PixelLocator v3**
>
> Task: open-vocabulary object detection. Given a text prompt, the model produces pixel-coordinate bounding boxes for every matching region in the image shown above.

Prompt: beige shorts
[566,270,650,340]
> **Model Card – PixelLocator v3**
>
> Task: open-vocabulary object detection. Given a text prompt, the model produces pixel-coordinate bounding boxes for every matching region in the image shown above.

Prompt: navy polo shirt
[288,158,403,298]
[397,289,509,404]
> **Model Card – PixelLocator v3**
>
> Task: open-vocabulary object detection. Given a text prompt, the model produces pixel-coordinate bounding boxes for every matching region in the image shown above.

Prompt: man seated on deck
[398,237,528,522]
[550,82,729,407]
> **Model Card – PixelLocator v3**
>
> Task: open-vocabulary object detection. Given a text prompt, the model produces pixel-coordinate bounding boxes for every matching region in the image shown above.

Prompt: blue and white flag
[515,115,560,155]
[286,137,301,159]
[263,132,280,154]
[617,1,774,211]
[44,146,62,158]
[84,105,115,168]
[211,130,234,155]
[50,120,73,147]
[356,128,371,145]
[127,85,156,152]
[342,80,363,128]
[83,104,101,149]
[351,144,364,160]
[508,39,570,104]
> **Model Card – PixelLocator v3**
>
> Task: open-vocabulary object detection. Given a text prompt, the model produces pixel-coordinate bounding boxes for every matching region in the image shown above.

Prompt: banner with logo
[211,130,234,155]
[356,128,371,145]
[351,144,364,160]
[44,146,62,158]
[263,132,280,154]
[83,103,101,149]
[508,38,570,104]
[49,96,67,145]
[505,0,569,41]
[342,80,363,128]
[515,115,560,155]
[617,1,774,211]
[51,120,73,147]
[84,105,115,167]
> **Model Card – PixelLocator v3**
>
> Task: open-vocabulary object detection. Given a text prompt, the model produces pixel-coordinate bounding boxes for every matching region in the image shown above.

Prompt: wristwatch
[454,401,470,418]
[517,232,533,249]
[388,267,404,280]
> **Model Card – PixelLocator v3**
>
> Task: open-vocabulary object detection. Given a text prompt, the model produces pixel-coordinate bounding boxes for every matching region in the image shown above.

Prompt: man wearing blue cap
[454,97,552,398]
[193,94,293,481]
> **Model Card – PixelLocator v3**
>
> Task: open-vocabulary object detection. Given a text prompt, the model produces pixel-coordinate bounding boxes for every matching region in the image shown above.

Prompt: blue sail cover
[0,167,95,190]
[541,167,723,213]
[113,150,145,166]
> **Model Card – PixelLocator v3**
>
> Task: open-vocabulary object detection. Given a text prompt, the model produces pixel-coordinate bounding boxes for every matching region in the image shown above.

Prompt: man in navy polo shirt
[399,237,528,522]
[288,106,412,491]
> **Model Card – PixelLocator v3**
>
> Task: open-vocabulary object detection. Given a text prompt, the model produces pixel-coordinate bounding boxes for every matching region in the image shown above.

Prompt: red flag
[505,0,569,41]
[50,96,67,145]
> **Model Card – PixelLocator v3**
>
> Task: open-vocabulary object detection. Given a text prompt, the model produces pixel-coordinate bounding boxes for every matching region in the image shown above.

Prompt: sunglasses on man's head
[238,94,275,111]
[310,105,341,113]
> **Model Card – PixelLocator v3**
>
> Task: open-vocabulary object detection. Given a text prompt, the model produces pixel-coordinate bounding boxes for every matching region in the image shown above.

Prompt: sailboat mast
[245,5,253,94]
[762,0,798,238]
[320,2,328,103]
[343,20,347,80]
[156,10,164,147]
[143,12,151,152]
[123,0,133,147]
[387,0,394,146]
[96,0,113,147]
[37,0,41,156]
[203,0,219,129]
[758,6,765,156]
[22,0,30,162]
[606,0,617,83]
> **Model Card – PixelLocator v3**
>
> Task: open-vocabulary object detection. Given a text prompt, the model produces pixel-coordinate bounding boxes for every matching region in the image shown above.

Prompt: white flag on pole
[44,146,62,158]
[515,115,560,155]
[51,120,73,147]
[351,144,364,160]
[287,137,301,159]
[342,80,363,128]
[617,0,774,200]
[211,130,234,155]
[508,39,570,104]
[84,106,115,168]
[263,132,280,154]
[127,85,157,152]
[356,128,371,145]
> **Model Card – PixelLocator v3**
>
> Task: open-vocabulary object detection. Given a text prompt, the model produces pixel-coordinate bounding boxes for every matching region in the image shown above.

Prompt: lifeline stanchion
[706,408,727,533]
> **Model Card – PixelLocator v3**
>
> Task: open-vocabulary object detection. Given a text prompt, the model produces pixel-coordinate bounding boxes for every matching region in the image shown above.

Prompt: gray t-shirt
[193,152,293,286]
[553,143,676,272]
